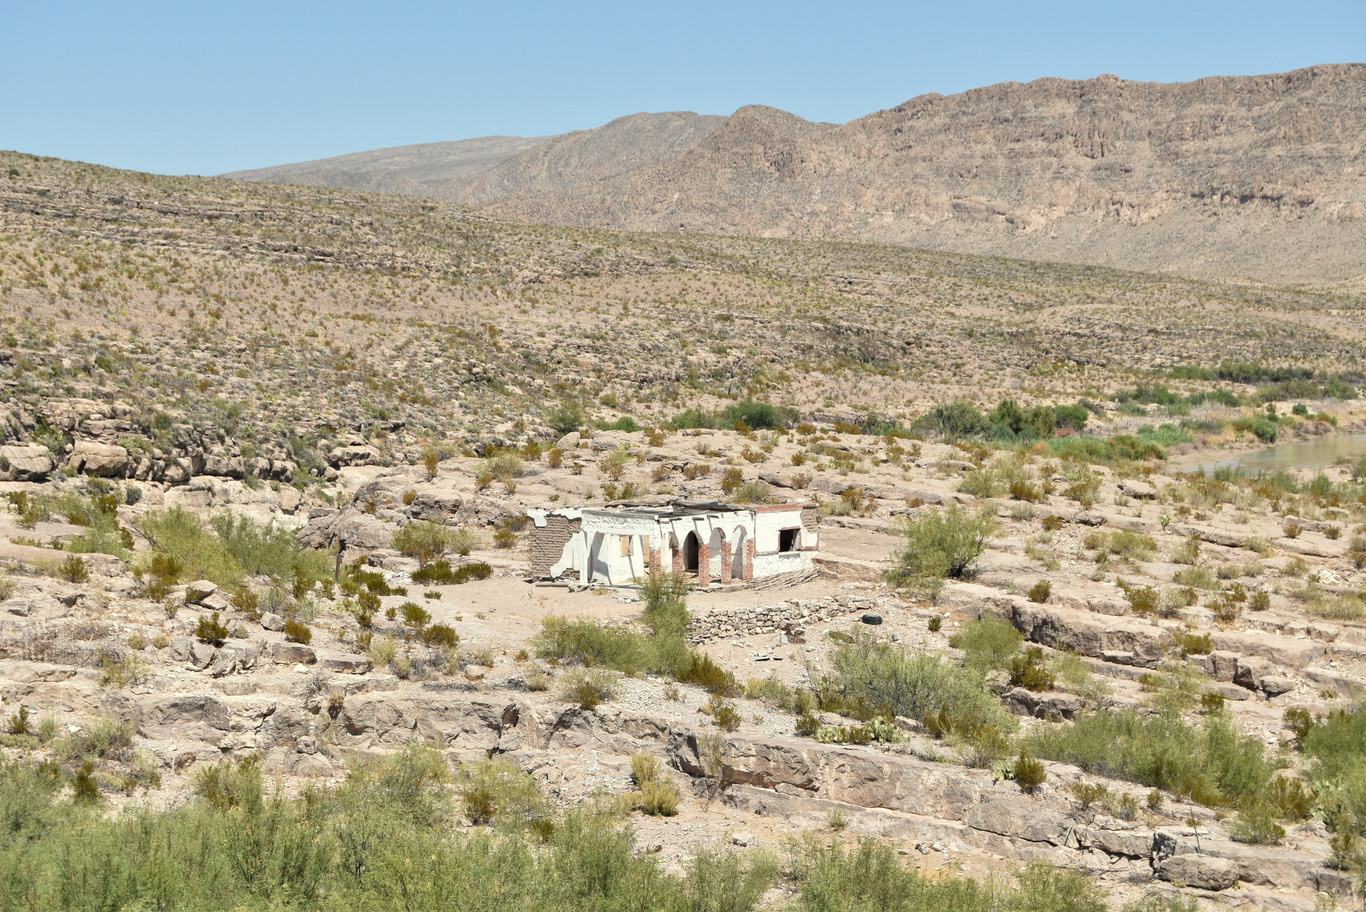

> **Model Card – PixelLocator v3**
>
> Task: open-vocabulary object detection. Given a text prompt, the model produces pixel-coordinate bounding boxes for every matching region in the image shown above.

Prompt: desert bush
[719,399,787,430]
[823,632,1015,760]
[456,755,546,828]
[558,667,619,711]
[1009,647,1056,692]
[1027,579,1052,603]
[195,611,229,643]
[535,617,646,674]
[193,754,264,812]
[392,520,461,566]
[1227,801,1286,845]
[0,746,778,912]
[949,615,1023,671]
[707,696,742,732]
[283,618,312,644]
[631,752,681,817]
[914,400,993,439]
[790,838,1106,912]
[55,554,89,583]
[1014,751,1047,793]
[1088,529,1156,562]
[1173,566,1218,589]
[411,558,492,585]
[888,505,997,596]
[136,506,242,586]
[720,466,745,495]
[421,623,458,649]
[733,480,774,504]
[1027,707,1275,806]
[1306,593,1366,621]
[1171,630,1213,656]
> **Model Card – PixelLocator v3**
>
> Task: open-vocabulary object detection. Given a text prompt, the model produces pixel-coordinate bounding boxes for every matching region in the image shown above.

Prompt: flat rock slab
[1211,630,1324,668]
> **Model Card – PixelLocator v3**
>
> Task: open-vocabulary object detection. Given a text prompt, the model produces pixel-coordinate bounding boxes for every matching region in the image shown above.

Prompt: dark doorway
[683,531,700,572]
[779,528,799,552]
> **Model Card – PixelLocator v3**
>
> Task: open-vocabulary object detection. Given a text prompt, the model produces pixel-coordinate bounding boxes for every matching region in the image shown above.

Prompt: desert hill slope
[228,65,1366,282]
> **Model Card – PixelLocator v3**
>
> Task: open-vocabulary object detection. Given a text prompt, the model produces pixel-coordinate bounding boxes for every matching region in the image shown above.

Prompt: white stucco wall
[530,503,817,586]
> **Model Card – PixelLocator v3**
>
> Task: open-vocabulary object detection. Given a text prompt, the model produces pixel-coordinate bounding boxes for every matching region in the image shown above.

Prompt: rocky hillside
[228,65,1366,283]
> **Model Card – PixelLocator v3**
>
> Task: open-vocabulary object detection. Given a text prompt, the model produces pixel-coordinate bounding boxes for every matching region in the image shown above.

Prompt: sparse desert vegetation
[1,149,1366,911]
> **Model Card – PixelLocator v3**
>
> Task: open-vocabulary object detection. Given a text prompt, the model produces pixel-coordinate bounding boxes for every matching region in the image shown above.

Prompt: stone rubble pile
[688,591,890,644]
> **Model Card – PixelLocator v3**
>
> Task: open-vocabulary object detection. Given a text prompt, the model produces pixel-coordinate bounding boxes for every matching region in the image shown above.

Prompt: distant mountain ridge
[226,65,1366,282]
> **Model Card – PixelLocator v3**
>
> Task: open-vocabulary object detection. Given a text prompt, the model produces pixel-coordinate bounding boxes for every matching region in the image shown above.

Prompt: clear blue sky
[3,0,1361,176]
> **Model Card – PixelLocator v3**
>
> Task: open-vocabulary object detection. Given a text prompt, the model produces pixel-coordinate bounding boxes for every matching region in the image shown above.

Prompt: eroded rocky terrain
[4,413,1366,910]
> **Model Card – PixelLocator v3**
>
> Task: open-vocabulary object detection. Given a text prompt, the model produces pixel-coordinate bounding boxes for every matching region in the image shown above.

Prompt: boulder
[138,693,232,745]
[1012,604,1169,667]
[298,508,394,551]
[184,580,218,604]
[1155,853,1240,891]
[272,643,316,665]
[0,443,54,481]
[1233,655,1275,691]
[64,440,130,477]
[1001,687,1085,720]
[260,612,285,632]
[1212,630,1324,668]
[1258,675,1297,697]
[328,444,381,467]
[202,454,244,479]
[318,652,372,674]
[1118,479,1157,499]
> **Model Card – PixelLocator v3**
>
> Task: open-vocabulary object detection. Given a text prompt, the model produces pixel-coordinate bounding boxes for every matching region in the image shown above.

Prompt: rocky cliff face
[230,65,1366,281]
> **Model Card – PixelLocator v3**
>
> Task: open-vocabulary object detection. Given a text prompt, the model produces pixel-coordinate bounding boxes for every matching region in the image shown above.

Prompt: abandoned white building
[527,500,819,587]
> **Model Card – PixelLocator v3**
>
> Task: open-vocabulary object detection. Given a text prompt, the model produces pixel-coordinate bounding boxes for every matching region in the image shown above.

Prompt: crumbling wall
[529,514,580,578]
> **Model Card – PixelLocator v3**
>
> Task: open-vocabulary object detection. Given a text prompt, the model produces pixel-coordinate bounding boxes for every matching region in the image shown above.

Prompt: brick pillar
[719,541,732,584]
[672,545,684,574]
[697,544,710,588]
[647,547,661,572]
[743,539,755,581]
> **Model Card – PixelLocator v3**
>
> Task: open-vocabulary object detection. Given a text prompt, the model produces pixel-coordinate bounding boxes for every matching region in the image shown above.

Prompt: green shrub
[55,554,89,583]
[823,632,1015,760]
[1264,774,1314,821]
[194,611,229,643]
[558,668,619,711]
[719,399,786,430]
[136,506,242,586]
[411,559,493,585]
[790,838,1106,912]
[421,623,459,648]
[1027,707,1275,806]
[0,747,779,912]
[1173,566,1218,589]
[392,520,462,566]
[1227,801,1286,845]
[1171,630,1213,656]
[283,618,312,645]
[455,755,545,828]
[888,505,997,596]
[1014,751,1047,793]
[914,400,993,439]
[1009,647,1056,692]
[192,754,263,812]
[949,615,1023,671]
[535,616,647,674]
[1027,579,1052,603]
[677,652,740,696]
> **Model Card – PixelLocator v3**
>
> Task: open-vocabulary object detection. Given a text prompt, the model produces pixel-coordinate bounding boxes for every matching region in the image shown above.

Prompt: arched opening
[708,528,724,578]
[731,527,748,579]
[682,531,700,573]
